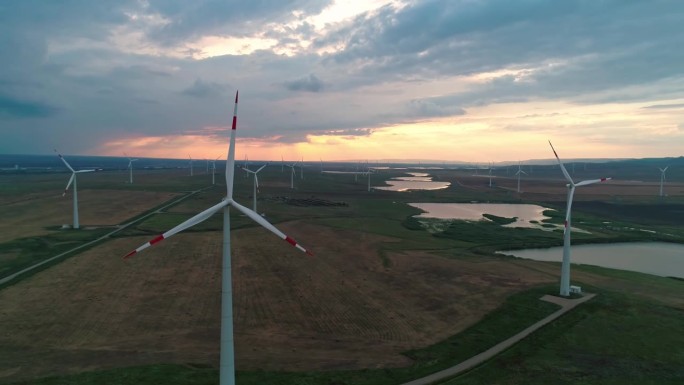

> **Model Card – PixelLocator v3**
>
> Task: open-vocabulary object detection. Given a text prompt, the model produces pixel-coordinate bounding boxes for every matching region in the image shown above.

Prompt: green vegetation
[442,287,684,385]
[0,228,111,280]
[482,213,517,225]
[2,166,684,385]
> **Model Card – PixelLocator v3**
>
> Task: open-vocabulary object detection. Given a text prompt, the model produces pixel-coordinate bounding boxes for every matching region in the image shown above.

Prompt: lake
[500,242,684,278]
[409,202,565,231]
[376,172,451,191]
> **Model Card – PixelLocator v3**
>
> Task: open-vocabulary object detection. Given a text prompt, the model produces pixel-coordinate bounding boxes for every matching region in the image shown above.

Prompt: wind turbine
[123,91,311,385]
[188,155,194,176]
[488,163,493,187]
[211,156,220,185]
[658,166,669,197]
[56,151,95,229]
[549,141,610,297]
[125,153,138,184]
[287,162,297,189]
[242,164,267,212]
[515,162,527,193]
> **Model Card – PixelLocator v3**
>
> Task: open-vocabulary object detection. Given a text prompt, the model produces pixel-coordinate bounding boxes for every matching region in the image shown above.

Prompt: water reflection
[499,242,684,278]
[377,172,450,191]
[408,202,568,231]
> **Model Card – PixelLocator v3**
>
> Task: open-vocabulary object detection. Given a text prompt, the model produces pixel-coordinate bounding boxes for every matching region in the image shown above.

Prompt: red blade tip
[123,250,136,259]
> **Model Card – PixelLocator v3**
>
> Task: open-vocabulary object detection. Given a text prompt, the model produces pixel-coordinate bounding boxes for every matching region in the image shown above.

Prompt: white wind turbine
[287,162,297,189]
[124,92,311,385]
[515,162,527,193]
[211,156,220,185]
[56,151,95,229]
[549,141,610,297]
[125,153,138,184]
[242,164,267,212]
[658,166,669,197]
[188,155,194,176]
[488,163,493,187]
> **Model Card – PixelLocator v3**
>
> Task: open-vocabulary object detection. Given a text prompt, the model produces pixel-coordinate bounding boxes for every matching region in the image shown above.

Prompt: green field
[1,165,683,384]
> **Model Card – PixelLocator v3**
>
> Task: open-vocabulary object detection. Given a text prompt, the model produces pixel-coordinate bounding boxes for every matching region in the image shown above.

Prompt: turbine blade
[226,90,238,198]
[231,200,312,256]
[575,177,611,187]
[76,169,96,173]
[124,200,229,259]
[55,151,75,173]
[255,174,259,191]
[63,173,75,196]
[256,164,267,173]
[564,187,575,234]
[548,141,574,184]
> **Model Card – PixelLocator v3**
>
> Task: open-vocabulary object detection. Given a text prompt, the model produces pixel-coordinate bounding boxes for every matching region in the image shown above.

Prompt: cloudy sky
[1,0,683,162]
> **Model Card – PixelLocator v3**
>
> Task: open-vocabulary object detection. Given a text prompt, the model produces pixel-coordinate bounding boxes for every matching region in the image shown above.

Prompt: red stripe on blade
[232,116,237,130]
[150,235,165,245]
[285,236,297,247]
[600,178,607,182]
[123,250,137,259]
[564,220,568,228]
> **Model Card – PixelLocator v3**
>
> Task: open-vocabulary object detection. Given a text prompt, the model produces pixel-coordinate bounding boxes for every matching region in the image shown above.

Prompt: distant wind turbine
[515,162,527,193]
[488,163,493,187]
[125,153,138,184]
[188,155,194,176]
[287,162,297,189]
[658,166,669,197]
[55,151,95,229]
[549,141,611,297]
[124,91,312,385]
[242,164,267,212]
[211,156,220,185]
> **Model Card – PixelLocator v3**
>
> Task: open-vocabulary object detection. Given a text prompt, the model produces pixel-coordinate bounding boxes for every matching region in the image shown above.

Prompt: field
[0,163,683,384]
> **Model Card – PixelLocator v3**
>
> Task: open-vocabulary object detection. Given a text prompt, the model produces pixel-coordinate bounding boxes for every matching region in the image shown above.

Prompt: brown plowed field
[0,221,553,382]
[0,190,178,242]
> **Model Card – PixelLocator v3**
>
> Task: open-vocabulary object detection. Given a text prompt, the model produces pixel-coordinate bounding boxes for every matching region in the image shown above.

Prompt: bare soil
[0,221,553,383]
[0,190,178,243]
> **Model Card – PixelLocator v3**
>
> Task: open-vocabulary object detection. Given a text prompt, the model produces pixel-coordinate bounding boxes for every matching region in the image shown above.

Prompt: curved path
[402,293,596,385]
[0,187,214,286]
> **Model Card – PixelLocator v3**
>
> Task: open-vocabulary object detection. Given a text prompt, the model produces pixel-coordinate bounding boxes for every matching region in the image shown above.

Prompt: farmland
[0,162,683,384]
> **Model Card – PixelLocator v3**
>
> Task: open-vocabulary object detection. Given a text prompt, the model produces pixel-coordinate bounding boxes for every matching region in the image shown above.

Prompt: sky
[0,0,683,162]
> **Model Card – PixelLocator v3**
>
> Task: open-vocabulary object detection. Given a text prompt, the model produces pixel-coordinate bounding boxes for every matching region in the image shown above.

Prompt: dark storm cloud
[282,74,324,92]
[0,95,58,119]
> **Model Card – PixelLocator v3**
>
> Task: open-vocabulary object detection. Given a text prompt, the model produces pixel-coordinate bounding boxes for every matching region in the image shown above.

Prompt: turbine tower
[56,151,95,229]
[658,166,669,197]
[287,163,297,189]
[242,164,267,212]
[125,153,138,184]
[515,162,527,193]
[188,155,194,176]
[488,163,493,187]
[549,141,610,297]
[211,156,220,185]
[124,91,311,385]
